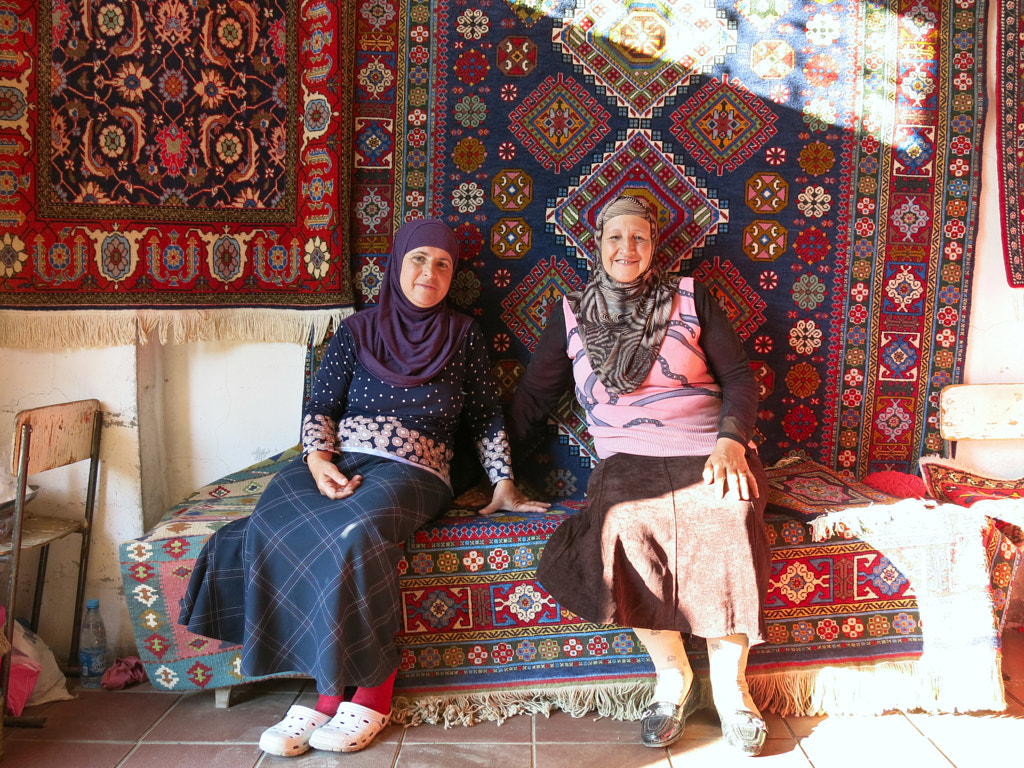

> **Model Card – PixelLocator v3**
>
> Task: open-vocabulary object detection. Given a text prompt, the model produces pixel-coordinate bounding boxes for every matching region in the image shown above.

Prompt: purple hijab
[346,219,472,387]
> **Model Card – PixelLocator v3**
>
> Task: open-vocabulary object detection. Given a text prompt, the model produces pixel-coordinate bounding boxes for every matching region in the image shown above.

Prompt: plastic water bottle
[79,598,108,688]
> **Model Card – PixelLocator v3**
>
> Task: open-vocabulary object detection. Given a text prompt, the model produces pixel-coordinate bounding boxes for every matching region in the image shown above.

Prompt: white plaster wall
[0,339,303,662]
[145,340,304,522]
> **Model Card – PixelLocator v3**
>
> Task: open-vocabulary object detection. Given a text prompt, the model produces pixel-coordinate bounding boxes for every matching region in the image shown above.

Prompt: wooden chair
[0,399,102,711]
[938,383,1024,457]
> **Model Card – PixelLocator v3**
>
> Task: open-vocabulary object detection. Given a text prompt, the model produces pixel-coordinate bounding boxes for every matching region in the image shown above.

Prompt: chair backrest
[938,384,1024,456]
[11,399,102,475]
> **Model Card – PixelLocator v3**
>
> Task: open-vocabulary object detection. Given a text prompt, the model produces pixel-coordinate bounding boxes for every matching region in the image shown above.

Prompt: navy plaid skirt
[179,453,451,693]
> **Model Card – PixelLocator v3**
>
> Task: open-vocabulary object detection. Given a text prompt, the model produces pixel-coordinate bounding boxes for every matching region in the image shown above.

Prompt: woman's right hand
[702,438,758,501]
[307,451,362,499]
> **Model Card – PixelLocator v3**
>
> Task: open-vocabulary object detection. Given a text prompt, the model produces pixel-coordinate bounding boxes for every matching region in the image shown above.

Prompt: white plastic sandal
[308,701,391,753]
[258,704,331,756]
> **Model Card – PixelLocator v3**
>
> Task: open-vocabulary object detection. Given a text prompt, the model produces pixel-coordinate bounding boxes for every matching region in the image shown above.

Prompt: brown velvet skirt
[537,451,770,643]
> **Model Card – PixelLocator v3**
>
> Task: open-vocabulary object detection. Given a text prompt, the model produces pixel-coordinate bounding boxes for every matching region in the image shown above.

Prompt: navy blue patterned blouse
[301,320,513,489]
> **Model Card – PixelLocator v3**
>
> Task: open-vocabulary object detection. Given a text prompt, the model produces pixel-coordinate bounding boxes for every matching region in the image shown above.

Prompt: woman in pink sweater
[510,194,770,755]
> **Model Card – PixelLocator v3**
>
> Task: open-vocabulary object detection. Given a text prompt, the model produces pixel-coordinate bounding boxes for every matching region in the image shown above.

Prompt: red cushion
[919,456,1024,506]
[863,470,928,499]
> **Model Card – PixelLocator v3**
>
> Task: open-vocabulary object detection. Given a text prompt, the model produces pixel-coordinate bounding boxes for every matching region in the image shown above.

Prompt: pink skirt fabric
[537,451,770,643]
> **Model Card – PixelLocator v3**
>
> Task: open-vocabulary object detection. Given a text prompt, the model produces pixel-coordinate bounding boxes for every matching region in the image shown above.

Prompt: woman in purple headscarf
[180,219,546,757]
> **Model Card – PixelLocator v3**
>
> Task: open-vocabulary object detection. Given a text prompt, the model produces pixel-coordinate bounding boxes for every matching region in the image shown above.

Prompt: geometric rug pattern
[349,0,986,477]
[120,449,1022,716]
[997,0,1024,287]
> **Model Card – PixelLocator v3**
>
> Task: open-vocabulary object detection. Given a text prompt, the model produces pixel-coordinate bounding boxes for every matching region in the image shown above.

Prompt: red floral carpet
[998,0,1024,287]
[348,0,985,476]
[0,0,355,346]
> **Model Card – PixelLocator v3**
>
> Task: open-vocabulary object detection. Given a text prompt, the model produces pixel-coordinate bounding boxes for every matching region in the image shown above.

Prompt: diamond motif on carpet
[500,255,586,352]
[690,255,766,341]
[670,75,778,176]
[508,73,611,173]
[554,0,737,116]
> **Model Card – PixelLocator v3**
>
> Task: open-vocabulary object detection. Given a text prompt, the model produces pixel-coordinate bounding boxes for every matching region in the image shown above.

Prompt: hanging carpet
[0,0,356,347]
[347,0,986,475]
[997,0,1024,287]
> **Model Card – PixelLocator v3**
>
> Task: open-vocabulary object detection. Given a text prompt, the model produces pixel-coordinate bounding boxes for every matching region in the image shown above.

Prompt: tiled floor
[3,629,1024,768]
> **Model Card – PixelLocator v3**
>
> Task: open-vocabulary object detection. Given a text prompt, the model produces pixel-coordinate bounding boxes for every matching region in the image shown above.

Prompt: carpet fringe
[0,309,140,348]
[749,658,1005,717]
[391,679,659,728]
[0,308,350,349]
[392,656,1007,729]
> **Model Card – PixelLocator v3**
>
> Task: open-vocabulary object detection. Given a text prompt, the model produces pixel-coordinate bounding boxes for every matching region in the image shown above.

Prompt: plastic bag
[4,650,40,716]
[10,619,74,709]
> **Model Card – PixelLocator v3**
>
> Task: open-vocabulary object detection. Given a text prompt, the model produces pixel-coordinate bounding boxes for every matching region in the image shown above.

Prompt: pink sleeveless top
[564,277,723,460]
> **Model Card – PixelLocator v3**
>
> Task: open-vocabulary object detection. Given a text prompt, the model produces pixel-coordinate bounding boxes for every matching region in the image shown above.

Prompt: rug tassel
[392,655,1007,729]
[391,679,660,728]
[748,657,1006,717]
[0,308,350,349]
[138,307,350,346]
[0,309,140,349]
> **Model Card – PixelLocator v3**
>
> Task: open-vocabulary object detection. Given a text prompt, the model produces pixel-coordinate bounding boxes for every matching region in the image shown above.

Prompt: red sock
[314,694,345,717]
[350,670,397,715]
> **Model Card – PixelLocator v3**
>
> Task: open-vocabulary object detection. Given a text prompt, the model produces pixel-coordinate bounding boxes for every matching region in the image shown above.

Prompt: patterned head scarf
[593,194,661,263]
[347,219,472,387]
[565,194,677,394]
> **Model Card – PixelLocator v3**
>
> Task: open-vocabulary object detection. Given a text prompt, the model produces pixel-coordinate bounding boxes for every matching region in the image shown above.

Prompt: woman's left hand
[481,478,551,515]
[702,438,759,501]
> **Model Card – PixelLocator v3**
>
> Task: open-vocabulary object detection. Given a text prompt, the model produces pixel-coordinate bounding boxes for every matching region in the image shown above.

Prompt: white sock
[634,628,693,705]
[707,634,760,716]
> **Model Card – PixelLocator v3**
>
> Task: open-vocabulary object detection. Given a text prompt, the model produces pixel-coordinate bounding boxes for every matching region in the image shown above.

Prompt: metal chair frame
[1,399,102,716]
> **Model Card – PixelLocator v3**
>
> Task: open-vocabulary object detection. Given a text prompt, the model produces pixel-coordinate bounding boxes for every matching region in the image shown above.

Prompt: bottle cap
[87,598,99,609]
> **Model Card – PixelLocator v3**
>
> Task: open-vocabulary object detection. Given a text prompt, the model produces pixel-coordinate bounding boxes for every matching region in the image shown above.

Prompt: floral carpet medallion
[0,0,355,345]
[43,0,295,219]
